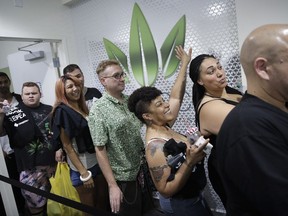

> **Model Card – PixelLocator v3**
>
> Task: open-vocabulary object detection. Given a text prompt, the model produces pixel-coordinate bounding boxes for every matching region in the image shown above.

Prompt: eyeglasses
[103,72,126,80]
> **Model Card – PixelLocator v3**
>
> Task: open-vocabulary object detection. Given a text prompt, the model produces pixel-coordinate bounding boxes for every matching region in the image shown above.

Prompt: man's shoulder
[12,93,22,102]
[42,103,52,108]
[89,96,108,112]
[85,87,102,100]
[30,103,52,113]
[86,87,101,94]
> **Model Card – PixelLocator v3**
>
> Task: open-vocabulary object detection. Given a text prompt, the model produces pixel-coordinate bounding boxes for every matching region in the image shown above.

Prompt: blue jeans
[159,193,174,216]
[70,164,102,186]
[170,195,211,216]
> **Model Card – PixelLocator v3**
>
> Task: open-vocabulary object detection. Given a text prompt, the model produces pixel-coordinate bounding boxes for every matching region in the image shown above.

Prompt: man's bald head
[240,24,288,107]
[240,24,288,78]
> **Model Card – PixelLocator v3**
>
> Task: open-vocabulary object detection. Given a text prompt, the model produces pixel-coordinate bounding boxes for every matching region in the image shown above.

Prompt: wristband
[80,170,92,182]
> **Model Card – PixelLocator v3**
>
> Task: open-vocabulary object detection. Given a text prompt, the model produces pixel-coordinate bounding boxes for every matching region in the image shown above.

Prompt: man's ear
[254,57,270,80]
[99,76,106,86]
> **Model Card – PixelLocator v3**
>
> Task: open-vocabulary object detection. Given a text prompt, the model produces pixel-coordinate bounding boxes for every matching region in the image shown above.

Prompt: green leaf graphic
[129,3,158,86]
[161,15,186,78]
[103,38,129,73]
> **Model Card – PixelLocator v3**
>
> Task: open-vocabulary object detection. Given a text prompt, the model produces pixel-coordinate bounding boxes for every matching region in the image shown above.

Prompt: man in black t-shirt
[217,24,288,215]
[0,82,55,216]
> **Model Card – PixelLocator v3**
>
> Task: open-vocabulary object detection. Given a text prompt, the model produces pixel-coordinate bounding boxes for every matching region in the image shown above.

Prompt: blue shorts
[70,164,102,187]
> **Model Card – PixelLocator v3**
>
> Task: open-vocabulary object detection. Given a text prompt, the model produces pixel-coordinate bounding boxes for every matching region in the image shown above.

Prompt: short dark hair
[0,72,11,81]
[63,64,82,75]
[128,86,162,123]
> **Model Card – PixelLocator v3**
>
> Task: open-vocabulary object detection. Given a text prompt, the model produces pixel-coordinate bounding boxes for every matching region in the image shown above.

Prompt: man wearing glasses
[88,60,144,216]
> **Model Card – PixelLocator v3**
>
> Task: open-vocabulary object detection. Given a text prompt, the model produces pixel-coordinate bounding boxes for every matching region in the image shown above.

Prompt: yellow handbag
[47,162,82,216]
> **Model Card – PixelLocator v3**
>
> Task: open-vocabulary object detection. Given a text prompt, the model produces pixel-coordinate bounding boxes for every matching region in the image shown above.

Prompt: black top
[12,92,22,102]
[173,160,206,199]
[217,93,288,215]
[85,87,102,110]
[197,93,242,206]
[52,103,95,153]
[85,87,102,101]
[4,102,55,171]
[165,139,207,199]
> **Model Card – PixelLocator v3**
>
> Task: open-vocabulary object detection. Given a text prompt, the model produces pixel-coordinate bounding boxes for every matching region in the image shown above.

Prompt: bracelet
[79,170,92,182]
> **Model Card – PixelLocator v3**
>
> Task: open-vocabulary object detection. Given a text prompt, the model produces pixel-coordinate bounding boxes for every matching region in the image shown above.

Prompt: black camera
[164,138,187,171]
[167,152,186,171]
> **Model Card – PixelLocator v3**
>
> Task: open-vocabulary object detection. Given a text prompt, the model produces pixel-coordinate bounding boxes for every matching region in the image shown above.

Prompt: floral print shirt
[88,91,144,181]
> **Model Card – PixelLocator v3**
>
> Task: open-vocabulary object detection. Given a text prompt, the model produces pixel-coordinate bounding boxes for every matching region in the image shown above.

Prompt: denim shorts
[170,194,211,216]
[70,164,102,187]
[159,193,174,215]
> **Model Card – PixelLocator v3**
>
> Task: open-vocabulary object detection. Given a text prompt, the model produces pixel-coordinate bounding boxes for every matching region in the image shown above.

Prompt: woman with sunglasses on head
[128,46,212,216]
[189,54,243,208]
[51,75,109,215]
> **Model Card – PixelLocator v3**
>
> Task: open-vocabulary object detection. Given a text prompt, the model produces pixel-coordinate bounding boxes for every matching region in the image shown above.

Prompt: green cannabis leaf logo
[103,3,186,87]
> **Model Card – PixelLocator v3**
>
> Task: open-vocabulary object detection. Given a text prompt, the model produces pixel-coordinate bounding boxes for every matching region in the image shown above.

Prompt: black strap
[0,174,115,216]
[197,97,239,128]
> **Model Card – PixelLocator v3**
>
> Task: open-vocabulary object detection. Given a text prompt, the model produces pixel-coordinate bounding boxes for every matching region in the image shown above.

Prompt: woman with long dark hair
[189,54,242,207]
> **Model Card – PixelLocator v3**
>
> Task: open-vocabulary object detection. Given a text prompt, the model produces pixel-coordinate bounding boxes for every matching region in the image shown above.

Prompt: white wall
[0,41,27,68]
[235,0,288,89]
[0,0,76,64]
[7,42,58,105]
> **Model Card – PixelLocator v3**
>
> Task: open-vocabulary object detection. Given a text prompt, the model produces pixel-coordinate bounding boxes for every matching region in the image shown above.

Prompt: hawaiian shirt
[88,91,144,181]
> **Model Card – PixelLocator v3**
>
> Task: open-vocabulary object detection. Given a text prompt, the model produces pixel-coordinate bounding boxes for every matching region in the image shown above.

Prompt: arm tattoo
[149,141,164,157]
[150,165,168,182]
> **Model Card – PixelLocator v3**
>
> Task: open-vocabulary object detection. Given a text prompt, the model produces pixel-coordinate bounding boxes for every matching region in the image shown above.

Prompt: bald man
[216,24,288,215]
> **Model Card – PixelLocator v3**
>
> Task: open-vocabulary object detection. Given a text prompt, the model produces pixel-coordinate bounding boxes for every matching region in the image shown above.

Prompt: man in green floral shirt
[88,60,144,216]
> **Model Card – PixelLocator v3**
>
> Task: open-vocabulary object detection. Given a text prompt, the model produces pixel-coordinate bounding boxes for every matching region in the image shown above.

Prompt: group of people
[0,23,288,216]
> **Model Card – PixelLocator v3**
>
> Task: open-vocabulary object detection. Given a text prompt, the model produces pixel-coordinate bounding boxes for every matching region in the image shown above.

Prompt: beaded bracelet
[79,170,92,182]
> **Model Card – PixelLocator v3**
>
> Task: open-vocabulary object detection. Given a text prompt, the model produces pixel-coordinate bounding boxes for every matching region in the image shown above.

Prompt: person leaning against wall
[217,24,288,216]
[51,75,109,214]
[0,72,25,215]
[0,81,56,216]
[127,46,213,216]
[188,53,242,208]
[87,59,144,216]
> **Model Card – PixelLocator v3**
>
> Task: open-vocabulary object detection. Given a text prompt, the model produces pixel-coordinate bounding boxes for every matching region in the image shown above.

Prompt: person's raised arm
[95,146,123,214]
[168,46,192,126]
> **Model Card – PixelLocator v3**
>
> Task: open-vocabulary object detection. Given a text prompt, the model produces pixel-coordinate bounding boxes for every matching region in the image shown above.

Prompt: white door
[7,42,59,105]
